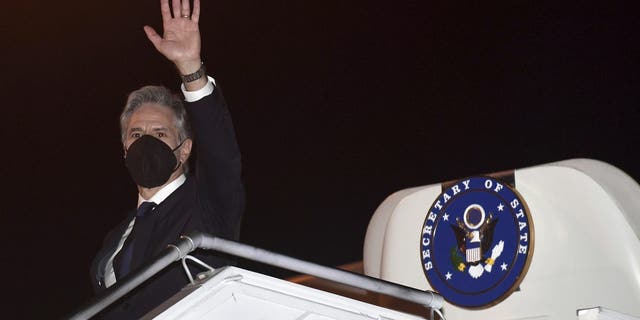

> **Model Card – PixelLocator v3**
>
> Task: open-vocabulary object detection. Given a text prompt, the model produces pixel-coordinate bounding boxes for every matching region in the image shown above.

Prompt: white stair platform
[146,266,429,320]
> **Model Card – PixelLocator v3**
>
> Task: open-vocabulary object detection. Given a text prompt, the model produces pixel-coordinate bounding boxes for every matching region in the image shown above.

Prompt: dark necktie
[115,201,157,279]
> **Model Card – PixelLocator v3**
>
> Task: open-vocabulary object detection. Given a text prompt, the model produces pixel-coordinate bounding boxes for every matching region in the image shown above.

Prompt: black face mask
[125,135,184,188]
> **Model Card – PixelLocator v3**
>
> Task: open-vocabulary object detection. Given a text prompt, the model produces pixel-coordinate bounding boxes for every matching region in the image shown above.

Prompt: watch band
[181,63,206,83]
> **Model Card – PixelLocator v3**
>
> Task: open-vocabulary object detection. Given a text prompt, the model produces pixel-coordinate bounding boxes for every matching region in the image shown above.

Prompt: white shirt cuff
[181,76,217,102]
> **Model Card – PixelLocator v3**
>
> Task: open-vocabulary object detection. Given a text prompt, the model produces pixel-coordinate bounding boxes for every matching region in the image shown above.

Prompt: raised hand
[144,0,202,76]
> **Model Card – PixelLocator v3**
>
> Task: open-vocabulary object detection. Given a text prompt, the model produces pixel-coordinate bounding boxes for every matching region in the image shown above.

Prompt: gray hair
[120,85,192,143]
[120,86,192,173]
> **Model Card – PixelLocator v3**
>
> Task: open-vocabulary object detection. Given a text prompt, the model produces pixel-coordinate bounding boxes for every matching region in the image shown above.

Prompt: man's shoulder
[154,176,199,214]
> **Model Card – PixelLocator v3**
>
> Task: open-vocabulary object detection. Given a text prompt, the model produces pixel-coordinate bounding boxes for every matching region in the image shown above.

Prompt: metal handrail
[68,231,444,319]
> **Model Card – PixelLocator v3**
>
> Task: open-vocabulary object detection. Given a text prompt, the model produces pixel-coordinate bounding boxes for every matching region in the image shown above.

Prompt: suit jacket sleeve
[185,85,245,241]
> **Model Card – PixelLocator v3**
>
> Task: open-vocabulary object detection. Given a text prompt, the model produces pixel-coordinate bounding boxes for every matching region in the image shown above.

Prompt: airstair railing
[68,231,444,320]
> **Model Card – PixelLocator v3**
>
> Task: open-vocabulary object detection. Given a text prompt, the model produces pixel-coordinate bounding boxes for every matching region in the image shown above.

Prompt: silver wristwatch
[181,63,206,83]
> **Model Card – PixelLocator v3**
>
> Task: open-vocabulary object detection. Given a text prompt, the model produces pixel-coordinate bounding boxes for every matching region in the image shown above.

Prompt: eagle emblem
[450,204,504,279]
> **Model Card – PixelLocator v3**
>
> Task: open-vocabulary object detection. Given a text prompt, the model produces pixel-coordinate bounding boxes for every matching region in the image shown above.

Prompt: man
[89,0,244,318]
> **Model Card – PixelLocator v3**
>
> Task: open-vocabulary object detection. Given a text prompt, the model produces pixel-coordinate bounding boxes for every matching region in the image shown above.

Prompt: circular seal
[420,176,534,308]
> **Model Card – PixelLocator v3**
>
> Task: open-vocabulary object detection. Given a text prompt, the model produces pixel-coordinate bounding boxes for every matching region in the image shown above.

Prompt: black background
[1,1,639,318]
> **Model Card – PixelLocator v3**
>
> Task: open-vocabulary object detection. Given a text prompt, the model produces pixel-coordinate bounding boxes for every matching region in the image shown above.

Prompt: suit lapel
[92,210,136,289]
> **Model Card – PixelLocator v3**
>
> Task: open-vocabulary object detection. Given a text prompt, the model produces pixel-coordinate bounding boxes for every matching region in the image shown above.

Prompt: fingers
[181,0,191,18]
[192,0,200,23]
[171,0,181,19]
[143,26,163,50]
[163,0,197,21]
[160,0,171,23]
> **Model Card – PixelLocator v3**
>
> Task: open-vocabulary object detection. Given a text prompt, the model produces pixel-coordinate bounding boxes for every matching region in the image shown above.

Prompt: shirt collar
[137,174,187,208]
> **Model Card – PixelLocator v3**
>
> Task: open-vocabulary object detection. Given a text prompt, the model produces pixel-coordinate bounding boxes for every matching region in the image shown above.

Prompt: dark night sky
[1,1,639,318]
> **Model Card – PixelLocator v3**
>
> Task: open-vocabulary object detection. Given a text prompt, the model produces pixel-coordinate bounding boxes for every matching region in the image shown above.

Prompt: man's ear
[178,138,193,163]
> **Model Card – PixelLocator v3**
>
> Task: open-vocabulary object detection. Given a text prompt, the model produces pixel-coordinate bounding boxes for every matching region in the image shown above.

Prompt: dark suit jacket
[89,86,245,319]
